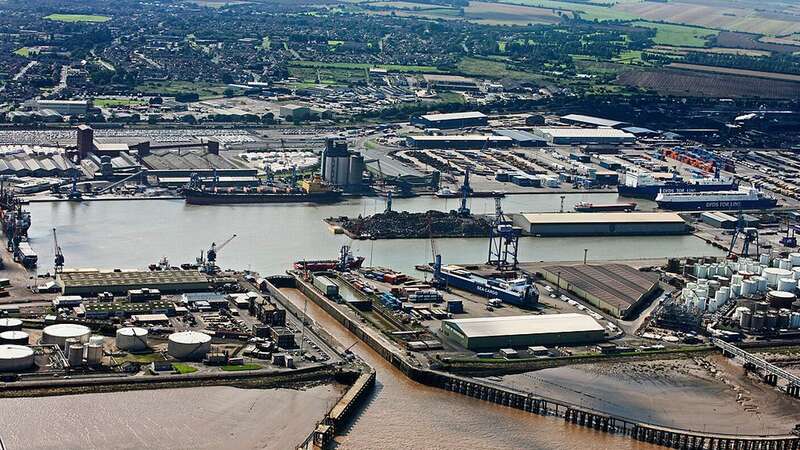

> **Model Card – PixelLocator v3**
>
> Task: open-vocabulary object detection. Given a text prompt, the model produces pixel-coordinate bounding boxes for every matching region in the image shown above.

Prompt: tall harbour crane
[53,228,64,274]
[202,234,237,273]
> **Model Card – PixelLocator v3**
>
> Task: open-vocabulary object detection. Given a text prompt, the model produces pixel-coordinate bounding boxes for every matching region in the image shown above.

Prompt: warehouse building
[406,135,512,149]
[514,212,688,236]
[422,74,480,92]
[441,314,605,351]
[560,114,630,129]
[411,111,488,129]
[533,127,635,145]
[57,270,231,296]
[700,211,738,229]
[494,129,547,147]
[279,104,311,121]
[539,264,660,319]
[26,99,90,116]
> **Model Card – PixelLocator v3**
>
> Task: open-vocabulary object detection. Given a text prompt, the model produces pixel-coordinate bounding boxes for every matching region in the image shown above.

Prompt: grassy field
[44,13,111,23]
[173,363,198,374]
[632,21,718,48]
[456,57,543,82]
[613,50,644,64]
[94,97,148,107]
[118,352,167,363]
[136,81,243,99]
[220,364,263,371]
[499,0,638,21]
[290,61,441,73]
[14,47,34,57]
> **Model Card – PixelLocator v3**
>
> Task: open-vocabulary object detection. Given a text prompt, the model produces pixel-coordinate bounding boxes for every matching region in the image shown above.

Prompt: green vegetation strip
[173,363,198,374]
[632,21,718,48]
[289,61,442,73]
[44,14,111,23]
[221,364,263,371]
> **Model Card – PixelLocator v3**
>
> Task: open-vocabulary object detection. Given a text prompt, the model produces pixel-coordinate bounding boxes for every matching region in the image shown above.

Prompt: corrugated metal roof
[445,313,603,338]
[536,127,634,138]
[561,114,625,128]
[495,129,545,142]
[420,111,486,121]
[521,212,685,224]
[408,135,511,142]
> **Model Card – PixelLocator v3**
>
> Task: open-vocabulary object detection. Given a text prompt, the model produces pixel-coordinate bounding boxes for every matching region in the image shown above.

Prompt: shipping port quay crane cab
[727,211,760,260]
[53,228,65,274]
[198,234,237,274]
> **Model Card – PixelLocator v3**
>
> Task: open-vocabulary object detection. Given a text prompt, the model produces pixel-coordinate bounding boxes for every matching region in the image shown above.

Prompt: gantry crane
[53,228,64,274]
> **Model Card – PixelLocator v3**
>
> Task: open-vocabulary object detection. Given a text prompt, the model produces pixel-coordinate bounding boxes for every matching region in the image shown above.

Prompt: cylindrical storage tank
[708,264,718,278]
[791,312,800,328]
[751,313,765,331]
[89,335,104,346]
[85,343,103,366]
[778,278,797,293]
[793,267,800,280]
[0,318,22,332]
[347,155,364,188]
[335,156,350,187]
[732,274,744,285]
[760,254,771,265]
[67,343,84,367]
[686,282,698,291]
[753,276,768,293]
[707,280,720,297]
[714,290,727,307]
[754,301,770,312]
[696,295,707,312]
[0,344,34,372]
[767,291,796,309]
[720,286,731,300]
[168,331,211,361]
[0,330,29,345]
[762,268,792,288]
[116,327,149,352]
[715,275,729,286]
[791,253,800,266]
[41,324,91,348]
[778,310,791,329]
[741,280,756,297]
[731,283,742,297]
[749,263,761,274]
[793,300,800,311]
[696,265,708,279]
[765,313,778,330]
[780,258,793,270]
[740,309,753,329]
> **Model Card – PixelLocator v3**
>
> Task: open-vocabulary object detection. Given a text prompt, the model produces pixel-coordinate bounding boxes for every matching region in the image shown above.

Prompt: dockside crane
[203,234,237,273]
[53,228,64,274]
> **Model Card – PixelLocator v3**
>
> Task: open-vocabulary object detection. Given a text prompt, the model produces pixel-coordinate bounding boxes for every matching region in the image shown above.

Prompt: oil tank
[762,268,792,288]
[753,276,768,293]
[754,301,770,312]
[780,258,793,270]
[116,327,149,351]
[793,267,800,280]
[765,313,778,330]
[0,318,22,332]
[741,280,756,297]
[168,331,211,360]
[85,343,103,366]
[0,344,35,372]
[41,324,91,348]
[750,313,765,331]
[0,330,29,345]
[778,310,791,329]
[767,291,796,309]
[778,278,796,293]
[790,253,800,266]
[740,310,753,329]
[67,343,84,367]
[347,154,365,189]
[695,265,708,279]
[791,312,800,328]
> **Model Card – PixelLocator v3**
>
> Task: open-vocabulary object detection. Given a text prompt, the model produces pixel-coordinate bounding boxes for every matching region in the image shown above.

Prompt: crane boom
[53,228,64,273]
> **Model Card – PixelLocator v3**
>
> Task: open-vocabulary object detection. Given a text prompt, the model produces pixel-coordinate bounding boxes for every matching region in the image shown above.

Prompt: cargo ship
[433,256,538,309]
[182,176,342,205]
[574,202,637,212]
[656,188,778,211]
[618,171,737,200]
[435,188,505,199]
[294,245,365,272]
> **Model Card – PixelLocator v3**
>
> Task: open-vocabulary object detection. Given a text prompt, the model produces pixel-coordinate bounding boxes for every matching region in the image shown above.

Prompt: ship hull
[184,189,342,205]
[618,182,737,200]
[438,270,538,309]
[574,203,636,212]
[656,199,778,211]
[293,257,365,271]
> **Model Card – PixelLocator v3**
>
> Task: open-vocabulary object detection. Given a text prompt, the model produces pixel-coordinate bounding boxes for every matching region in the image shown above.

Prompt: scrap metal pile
[334,210,491,239]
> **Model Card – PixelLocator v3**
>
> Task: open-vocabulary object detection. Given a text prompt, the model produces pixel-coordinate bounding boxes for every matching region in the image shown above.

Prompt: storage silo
[321,139,351,187]
[0,330,29,345]
[778,278,796,293]
[41,324,91,348]
[168,331,211,360]
[767,291,796,309]
[0,345,35,372]
[347,154,365,190]
[116,327,149,351]
[67,343,85,367]
[763,268,792,288]
[739,309,752,329]
[0,318,22,332]
[85,343,103,366]
[750,313,765,331]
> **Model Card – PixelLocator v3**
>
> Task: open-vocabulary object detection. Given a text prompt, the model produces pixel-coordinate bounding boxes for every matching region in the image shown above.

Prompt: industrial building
[560,114,630,129]
[26,99,90,116]
[539,264,661,319]
[422,74,480,92]
[0,154,81,178]
[494,129,547,147]
[514,212,688,236]
[279,104,311,121]
[533,128,636,145]
[56,270,223,296]
[410,111,488,129]
[441,314,605,351]
[405,135,513,150]
[320,138,364,191]
[701,211,738,229]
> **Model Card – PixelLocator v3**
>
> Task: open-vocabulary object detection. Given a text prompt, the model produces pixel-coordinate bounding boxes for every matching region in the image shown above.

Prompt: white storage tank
[778,278,797,293]
[791,312,800,329]
[793,267,800,280]
[790,253,800,266]
[695,265,708,279]
[67,343,84,367]
[0,344,35,372]
[731,283,742,297]
[85,343,103,366]
[752,276,768,293]
[741,280,756,297]
[762,268,792,288]
[0,318,22,332]
[760,254,771,266]
[0,330,29,345]
[116,327,149,351]
[780,258,793,270]
[41,324,91,348]
[168,331,211,360]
